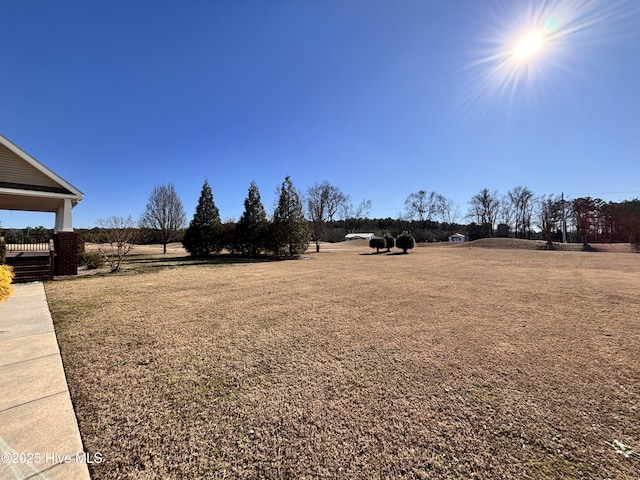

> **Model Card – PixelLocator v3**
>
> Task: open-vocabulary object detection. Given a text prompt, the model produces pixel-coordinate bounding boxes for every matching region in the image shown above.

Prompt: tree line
[8,181,637,257]
[180,177,312,257]
[464,187,640,245]
[133,177,379,257]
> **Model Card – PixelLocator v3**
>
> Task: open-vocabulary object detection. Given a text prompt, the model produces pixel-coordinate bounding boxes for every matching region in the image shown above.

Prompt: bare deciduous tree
[468,188,500,237]
[507,186,536,239]
[306,182,330,253]
[438,196,460,224]
[339,198,372,222]
[325,184,347,223]
[499,195,515,232]
[338,197,372,233]
[140,183,187,254]
[539,195,562,247]
[404,190,445,223]
[572,197,603,245]
[97,216,137,272]
[306,182,350,251]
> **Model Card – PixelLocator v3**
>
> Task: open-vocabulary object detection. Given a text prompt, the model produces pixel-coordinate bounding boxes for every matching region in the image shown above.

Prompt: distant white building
[345,233,374,241]
[448,233,467,243]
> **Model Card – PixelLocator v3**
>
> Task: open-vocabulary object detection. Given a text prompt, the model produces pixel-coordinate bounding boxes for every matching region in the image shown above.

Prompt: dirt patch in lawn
[46,243,640,479]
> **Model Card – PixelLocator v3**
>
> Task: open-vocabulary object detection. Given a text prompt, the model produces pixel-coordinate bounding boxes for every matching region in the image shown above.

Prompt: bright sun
[461,1,637,114]
[514,32,543,60]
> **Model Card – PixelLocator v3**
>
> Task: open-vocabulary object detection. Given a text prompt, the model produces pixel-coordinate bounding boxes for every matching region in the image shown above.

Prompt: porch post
[53,199,78,276]
[53,232,79,276]
[55,198,74,233]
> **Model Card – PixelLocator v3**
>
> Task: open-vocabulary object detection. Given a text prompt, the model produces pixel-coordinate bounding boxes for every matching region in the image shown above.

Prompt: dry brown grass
[465,237,637,253]
[83,242,189,256]
[46,242,640,479]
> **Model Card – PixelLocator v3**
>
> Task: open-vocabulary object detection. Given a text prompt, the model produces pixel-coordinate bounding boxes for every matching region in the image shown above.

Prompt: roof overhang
[0,134,83,213]
[0,188,82,212]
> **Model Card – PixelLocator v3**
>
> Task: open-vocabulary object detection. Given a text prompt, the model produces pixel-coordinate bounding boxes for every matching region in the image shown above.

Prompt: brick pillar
[53,232,79,276]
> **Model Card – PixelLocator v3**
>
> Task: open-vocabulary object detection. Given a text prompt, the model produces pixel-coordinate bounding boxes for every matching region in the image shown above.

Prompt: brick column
[53,232,79,276]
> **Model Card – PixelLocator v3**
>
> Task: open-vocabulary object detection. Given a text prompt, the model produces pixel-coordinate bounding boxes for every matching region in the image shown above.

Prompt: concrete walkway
[0,282,90,480]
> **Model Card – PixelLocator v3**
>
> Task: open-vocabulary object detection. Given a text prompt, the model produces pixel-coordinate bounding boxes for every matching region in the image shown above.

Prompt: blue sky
[1,0,639,229]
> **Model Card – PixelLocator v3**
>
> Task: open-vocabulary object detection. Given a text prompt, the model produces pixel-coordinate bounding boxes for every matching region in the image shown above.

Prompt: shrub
[396,231,416,253]
[384,234,395,252]
[97,216,137,272]
[0,265,14,303]
[77,235,86,254]
[369,236,386,253]
[0,238,5,264]
[78,251,106,270]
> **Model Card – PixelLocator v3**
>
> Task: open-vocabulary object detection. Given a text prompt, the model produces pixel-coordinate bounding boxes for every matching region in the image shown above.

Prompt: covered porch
[0,134,83,281]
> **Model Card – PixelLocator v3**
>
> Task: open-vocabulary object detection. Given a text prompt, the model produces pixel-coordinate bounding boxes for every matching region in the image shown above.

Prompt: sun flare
[514,32,543,60]
[459,0,640,115]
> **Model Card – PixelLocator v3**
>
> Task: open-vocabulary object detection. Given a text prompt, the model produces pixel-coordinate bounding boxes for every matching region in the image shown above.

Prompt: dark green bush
[0,239,5,264]
[395,231,416,253]
[384,234,395,252]
[369,236,386,253]
[78,251,105,269]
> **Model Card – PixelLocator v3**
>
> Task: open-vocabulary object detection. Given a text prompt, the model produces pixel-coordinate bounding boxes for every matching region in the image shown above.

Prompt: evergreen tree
[369,236,385,253]
[396,231,416,253]
[272,176,310,256]
[236,181,268,256]
[182,180,222,257]
[384,234,395,252]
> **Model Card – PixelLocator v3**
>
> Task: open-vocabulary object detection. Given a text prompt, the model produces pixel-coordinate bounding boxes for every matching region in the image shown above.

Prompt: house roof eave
[0,134,84,200]
[0,188,82,213]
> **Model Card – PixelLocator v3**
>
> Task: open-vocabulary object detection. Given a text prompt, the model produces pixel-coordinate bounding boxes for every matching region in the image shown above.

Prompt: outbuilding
[345,233,374,241]
[448,233,467,243]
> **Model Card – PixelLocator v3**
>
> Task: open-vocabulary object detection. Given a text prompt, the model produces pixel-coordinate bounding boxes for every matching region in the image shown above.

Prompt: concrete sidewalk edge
[0,282,91,480]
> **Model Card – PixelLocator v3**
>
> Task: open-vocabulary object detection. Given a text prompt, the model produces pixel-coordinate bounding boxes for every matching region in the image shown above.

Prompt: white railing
[3,237,52,252]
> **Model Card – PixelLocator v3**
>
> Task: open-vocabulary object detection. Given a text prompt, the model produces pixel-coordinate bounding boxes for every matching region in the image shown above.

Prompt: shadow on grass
[71,253,305,279]
[536,243,559,251]
[534,242,611,252]
[359,251,410,256]
[127,253,294,269]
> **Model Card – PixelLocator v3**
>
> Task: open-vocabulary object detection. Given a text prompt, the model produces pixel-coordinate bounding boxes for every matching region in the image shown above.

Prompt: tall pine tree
[182,180,222,257]
[271,176,310,256]
[236,181,268,256]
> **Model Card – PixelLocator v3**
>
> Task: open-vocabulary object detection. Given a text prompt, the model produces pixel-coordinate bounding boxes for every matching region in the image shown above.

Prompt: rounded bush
[78,251,106,270]
[384,234,395,251]
[369,236,386,253]
[395,231,416,253]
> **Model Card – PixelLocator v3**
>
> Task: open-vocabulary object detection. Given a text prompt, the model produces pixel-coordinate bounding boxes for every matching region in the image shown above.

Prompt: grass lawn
[46,241,640,479]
